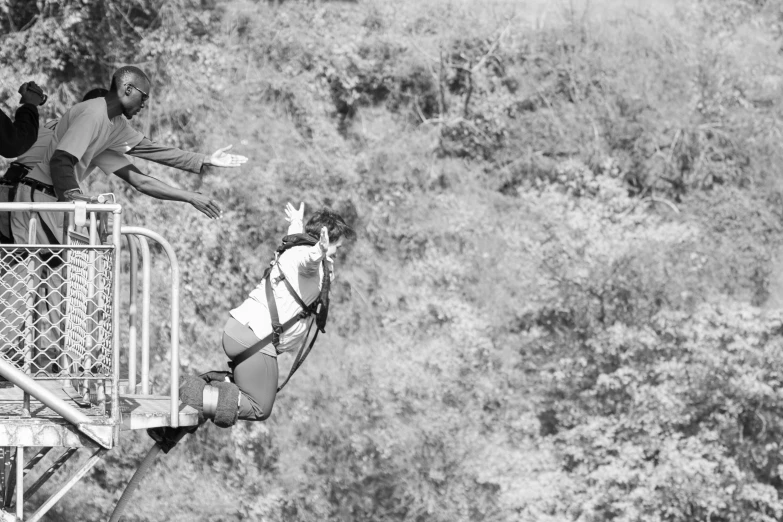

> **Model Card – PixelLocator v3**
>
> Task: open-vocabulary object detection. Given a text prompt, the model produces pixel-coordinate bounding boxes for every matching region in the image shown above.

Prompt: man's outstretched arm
[112,164,223,219]
[126,138,248,173]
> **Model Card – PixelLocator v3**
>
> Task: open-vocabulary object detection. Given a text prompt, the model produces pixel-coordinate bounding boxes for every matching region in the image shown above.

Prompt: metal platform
[119,394,198,431]
[0,382,198,448]
[0,200,191,520]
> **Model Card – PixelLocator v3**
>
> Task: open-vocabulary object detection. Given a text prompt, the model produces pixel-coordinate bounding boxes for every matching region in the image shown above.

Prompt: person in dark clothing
[0,82,46,158]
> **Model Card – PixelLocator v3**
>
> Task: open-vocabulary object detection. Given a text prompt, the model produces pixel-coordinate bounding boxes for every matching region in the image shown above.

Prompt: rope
[108,442,162,522]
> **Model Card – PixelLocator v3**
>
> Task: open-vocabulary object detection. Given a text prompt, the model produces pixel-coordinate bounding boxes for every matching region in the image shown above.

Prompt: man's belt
[1,162,32,185]
[18,177,56,199]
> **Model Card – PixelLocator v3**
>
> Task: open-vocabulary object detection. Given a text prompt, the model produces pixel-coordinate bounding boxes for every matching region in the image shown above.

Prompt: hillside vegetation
[4,0,783,520]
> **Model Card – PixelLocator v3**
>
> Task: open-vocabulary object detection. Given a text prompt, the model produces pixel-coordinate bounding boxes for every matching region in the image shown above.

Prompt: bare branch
[471,22,513,73]
[463,59,473,117]
[645,195,680,214]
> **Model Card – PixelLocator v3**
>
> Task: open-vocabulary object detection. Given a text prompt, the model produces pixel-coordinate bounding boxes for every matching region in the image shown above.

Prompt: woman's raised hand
[285,201,304,223]
[319,226,330,253]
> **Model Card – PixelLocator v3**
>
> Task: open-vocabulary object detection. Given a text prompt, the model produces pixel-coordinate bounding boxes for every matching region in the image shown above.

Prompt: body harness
[228,233,330,392]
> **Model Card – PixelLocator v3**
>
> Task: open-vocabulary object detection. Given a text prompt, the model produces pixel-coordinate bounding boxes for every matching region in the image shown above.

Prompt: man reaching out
[12,65,247,244]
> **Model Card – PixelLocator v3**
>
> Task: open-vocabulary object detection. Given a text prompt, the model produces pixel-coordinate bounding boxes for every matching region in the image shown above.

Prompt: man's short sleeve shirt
[86,151,132,178]
[26,99,143,186]
[15,120,57,168]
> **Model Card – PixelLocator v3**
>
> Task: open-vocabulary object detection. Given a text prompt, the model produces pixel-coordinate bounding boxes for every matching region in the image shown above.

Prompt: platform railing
[124,234,151,396]
[0,201,123,447]
[1,201,185,432]
[0,200,187,521]
[120,227,181,427]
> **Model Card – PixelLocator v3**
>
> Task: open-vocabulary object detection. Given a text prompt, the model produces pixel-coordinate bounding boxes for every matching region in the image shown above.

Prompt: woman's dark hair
[305,208,355,242]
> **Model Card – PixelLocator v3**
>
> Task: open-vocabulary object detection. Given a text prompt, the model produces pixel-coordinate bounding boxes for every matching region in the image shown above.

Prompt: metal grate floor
[0,382,106,419]
[0,381,199,431]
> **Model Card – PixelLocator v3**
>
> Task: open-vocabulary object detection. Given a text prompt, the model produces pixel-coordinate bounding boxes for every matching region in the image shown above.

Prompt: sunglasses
[127,83,149,102]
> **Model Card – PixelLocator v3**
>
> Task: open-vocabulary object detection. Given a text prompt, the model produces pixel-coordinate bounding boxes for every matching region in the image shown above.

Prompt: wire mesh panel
[0,243,115,379]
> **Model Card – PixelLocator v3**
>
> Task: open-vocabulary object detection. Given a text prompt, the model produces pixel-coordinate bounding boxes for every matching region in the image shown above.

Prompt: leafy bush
[541,304,783,521]
[5,0,783,521]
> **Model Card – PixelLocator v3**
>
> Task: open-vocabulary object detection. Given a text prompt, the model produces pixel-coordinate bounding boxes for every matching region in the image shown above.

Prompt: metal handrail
[0,202,122,213]
[139,237,151,395]
[0,359,92,428]
[123,234,151,395]
[126,236,138,393]
[120,227,181,428]
[23,217,38,417]
[110,206,123,435]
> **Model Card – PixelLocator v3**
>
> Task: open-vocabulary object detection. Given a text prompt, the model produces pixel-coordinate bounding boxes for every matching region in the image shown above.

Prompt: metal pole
[60,215,74,383]
[23,218,38,418]
[15,448,22,520]
[86,213,98,405]
[22,448,50,477]
[139,237,151,396]
[127,235,139,393]
[0,358,93,427]
[61,212,70,245]
[2,447,15,508]
[0,202,122,213]
[22,449,77,503]
[120,227,180,428]
[111,210,122,438]
[88,213,97,241]
[26,449,106,522]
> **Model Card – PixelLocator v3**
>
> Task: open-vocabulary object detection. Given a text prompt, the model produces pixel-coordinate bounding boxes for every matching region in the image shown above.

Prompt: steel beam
[22,448,78,503]
[1,449,15,508]
[23,449,50,477]
[15,448,22,519]
[26,448,106,522]
[0,420,104,448]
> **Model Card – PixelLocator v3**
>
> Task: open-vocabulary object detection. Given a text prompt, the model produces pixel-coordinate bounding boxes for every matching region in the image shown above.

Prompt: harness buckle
[272,323,283,346]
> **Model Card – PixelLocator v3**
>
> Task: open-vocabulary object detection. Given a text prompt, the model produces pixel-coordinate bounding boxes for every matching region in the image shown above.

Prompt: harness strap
[227,312,308,370]
[227,252,327,393]
[277,322,319,393]
[276,262,310,311]
[274,259,330,391]
[265,271,283,347]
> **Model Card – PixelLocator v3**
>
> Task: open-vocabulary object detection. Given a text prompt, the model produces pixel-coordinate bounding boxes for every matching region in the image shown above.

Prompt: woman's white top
[229,219,327,357]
